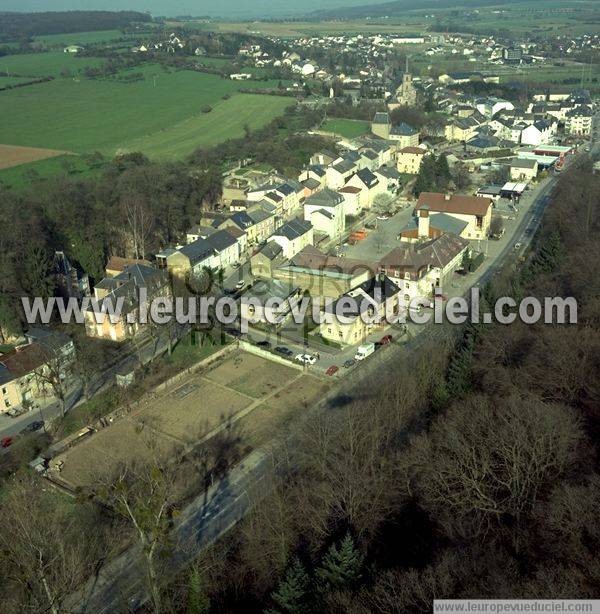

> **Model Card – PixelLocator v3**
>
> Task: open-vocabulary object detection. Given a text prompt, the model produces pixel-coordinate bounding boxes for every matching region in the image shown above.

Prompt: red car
[326,365,339,376]
[379,335,393,345]
[1,436,14,448]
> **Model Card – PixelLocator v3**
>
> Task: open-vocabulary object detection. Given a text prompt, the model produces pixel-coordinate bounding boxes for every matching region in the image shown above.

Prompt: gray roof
[180,239,214,265]
[391,122,418,136]
[373,112,390,124]
[402,212,468,237]
[273,218,312,241]
[355,168,379,188]
[333,159,356,174]
[511,158,537,169]
[256,241,283,261]
[305,188,344,209]
[206,229,238,252]
[248,208,273,224]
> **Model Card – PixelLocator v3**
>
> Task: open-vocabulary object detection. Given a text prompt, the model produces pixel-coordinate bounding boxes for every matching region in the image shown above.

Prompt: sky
[0,0,388,19]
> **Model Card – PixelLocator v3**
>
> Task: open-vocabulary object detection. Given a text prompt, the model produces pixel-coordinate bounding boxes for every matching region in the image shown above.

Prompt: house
[53,251,90,300]
[299,165,327,188]
[565,106,593,136]
[399,208,468,243]
[205,229,240,269]
[375,166,402,191]
[476,185,503,202]
[415,192,493,241]
[344,168,384,208]
[85,264,170,342]
[379,233,469,306]
[396,146,427,174]
[521,119,556,146]
[304,188,346,239]
[250,241,285,278]
[0,344,54,412]
[157,239,215,279]
[389,122,419,148]
[445,118,478,142]
[274,246,375,300]
[319,274,401,346]
[240,279,301,326]
[325,158,357,190]
[510,158,538,182]
[270,219,314,259]
[105,256,151,278]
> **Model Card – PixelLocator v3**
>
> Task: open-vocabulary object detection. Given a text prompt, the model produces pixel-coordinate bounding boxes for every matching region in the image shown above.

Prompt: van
[354,343,376,361]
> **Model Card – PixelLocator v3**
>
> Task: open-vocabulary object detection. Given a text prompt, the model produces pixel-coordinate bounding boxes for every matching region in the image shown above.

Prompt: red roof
[399,146,427,155]
[416,192,492,217]
[0,344,47,378]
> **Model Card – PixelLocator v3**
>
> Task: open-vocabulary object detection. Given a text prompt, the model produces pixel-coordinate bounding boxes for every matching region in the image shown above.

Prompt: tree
[452,162,471,190]
[409,395,583,542]
[490,216,504,238]
[413,154,436,196]
[18,244,54,300]
[34,346,72,416]
[93,453,181,613]
[0,474,108,614]
[316,533,364,591]
[269,557,311,614]
[120,193,153,260]
[186,566,211,614]
[435,154,451,186]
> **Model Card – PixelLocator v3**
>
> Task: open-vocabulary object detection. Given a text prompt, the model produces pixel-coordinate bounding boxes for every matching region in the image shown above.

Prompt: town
[0,4,599,613]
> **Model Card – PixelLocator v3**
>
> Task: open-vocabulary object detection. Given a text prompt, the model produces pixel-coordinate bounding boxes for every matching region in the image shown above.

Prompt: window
[4,400,10,408]
[327,328,332,334]
[1,387,5,395]
[404,273,411,280]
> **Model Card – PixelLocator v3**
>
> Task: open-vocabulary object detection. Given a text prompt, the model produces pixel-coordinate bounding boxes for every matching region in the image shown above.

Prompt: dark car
[256,340,272,349]
[274,346,293,357]
[20,420,44,435]
[343,359,356,369]
[225,328,242,338]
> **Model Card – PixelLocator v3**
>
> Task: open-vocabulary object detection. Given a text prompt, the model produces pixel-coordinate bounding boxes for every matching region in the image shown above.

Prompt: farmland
[32,29,144,46]
[121,94,292,158]
[0,51,104,77]
[0,63,292,157]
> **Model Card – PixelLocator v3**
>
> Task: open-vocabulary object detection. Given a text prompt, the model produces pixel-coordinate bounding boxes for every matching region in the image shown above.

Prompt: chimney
[418,207,430,238]
[444,193,451,201]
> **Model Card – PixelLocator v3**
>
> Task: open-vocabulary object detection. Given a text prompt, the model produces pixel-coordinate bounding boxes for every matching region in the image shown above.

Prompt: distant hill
[310,0,584,20]
[0,11,152,41]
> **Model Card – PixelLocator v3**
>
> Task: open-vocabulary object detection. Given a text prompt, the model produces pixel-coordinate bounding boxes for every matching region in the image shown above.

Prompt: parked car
[326,365,339,376]
[256,340,272,349]
[379,334,393,345]
[235,280,245,290]
[274,346,293,357]
[19,420,44,435]
[377,214,390,220]
[514,242,522,250]
[1,436,13,448]
[354,342,376,361]
[224,328,242,338]
[295,353,317,365]
[343,359,356,369]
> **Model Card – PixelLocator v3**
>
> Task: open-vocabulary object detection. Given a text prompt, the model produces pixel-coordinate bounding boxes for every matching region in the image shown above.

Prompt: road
[67,147,587,612]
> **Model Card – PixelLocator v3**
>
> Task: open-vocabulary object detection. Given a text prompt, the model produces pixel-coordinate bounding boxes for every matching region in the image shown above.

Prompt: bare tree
[93,452,181,612]
[34,345,72,416]
[0,474,108,613]
[121,193,153,260]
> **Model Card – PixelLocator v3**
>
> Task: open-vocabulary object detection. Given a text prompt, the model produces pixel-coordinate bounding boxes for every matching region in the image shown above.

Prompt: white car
[235,280,245,290]
[514,242,522,250]
[376,214,390,220]
[295,353,317,365]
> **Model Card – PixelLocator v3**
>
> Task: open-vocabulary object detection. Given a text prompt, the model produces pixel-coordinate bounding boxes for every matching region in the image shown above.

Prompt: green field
[0,155,101,190]
[0,76,38,87]
[0,64,290,156]
[0,52,104,77]
[321,118,370,139]
[121,94,292,158]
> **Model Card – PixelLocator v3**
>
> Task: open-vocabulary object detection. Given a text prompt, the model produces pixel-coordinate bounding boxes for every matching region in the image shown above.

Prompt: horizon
[0,0,389,19]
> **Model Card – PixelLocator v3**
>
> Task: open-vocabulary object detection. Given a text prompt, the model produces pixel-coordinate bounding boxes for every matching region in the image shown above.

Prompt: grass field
[321,118,370,139]
[0,65,291,156]
[0,155,99,190]
[120,94,292,158]
[0,51,104,77]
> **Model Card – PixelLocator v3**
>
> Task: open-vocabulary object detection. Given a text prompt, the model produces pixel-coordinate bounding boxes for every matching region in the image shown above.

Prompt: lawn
[0,65,291,156]
[0,51,104,77]
[120,94,292,158]
[321,118,370,139]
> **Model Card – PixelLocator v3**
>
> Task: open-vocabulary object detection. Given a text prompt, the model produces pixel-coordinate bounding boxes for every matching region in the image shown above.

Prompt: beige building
[415,192,493,241]
[85,264,170,342]
[397,146,427,174]
[319,275,401,346]
[510,158,539,182]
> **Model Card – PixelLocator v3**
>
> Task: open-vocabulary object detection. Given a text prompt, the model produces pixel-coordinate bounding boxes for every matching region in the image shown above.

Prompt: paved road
[67,150,580,612]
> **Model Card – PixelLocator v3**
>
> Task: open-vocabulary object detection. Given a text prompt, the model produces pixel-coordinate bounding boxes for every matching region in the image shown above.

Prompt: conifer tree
[187,567,210,614]
[316,533,364,591]
[269,558,311,614]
